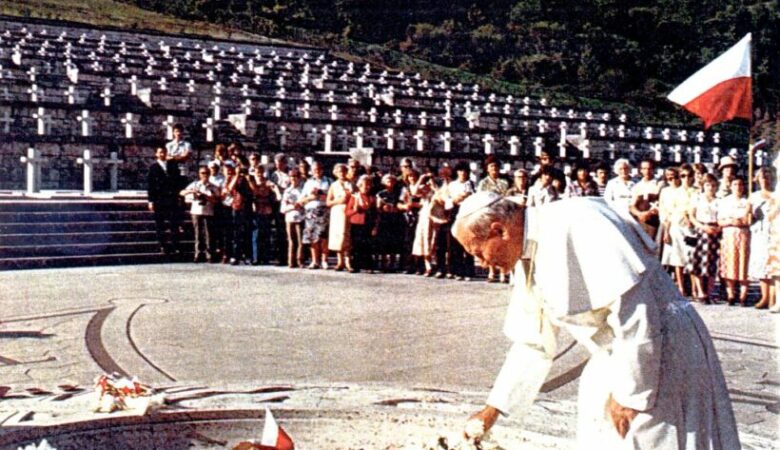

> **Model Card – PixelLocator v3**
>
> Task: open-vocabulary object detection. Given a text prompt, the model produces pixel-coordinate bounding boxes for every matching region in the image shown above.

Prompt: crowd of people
[147,125,780,311]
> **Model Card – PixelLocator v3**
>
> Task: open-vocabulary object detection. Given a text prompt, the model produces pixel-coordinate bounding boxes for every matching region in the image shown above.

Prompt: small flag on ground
[667,33,752,129]
[233,408,295,450]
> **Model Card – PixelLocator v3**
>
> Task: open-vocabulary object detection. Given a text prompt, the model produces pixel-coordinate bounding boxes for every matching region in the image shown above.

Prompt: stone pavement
[0,264,777,449]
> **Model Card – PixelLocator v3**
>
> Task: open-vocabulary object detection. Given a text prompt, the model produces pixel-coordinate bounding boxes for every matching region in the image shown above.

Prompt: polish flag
[667,33,752,129]
[258,408,294,450]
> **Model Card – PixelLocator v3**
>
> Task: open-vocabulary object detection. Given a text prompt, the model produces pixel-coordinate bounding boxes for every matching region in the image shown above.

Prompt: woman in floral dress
[717,177,751,305]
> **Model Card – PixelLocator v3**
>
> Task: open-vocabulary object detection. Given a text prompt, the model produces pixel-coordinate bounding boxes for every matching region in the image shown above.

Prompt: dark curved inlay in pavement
[713,335,779,350]
[126,304,177,382]
[0,331,54,339]
[84,307,128,378]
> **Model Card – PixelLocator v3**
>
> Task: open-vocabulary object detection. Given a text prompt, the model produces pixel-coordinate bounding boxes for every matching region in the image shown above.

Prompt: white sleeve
[486,341,553,419]
[605,287,663,412]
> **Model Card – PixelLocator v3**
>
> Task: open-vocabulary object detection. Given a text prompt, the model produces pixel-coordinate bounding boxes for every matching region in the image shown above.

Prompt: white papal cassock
[487,198,739,449]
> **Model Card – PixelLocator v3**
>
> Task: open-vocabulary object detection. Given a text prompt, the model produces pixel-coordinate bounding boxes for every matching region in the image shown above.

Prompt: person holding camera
[251,169,282,265]
[180,166,220,263]
[226,164,255,265]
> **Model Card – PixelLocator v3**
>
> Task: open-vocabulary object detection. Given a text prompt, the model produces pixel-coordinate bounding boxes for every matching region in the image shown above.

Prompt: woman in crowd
[718,177,751,305]
[527,165,557,207]
[505,168,529,202]
[326,163,353,271]
[433,164,455,278]
[213,144,229,165]
[603,158,635,213]
[226,163,255,265]
[251,169,281,265]
[749,168,775,309]
[346,175,378,273]
[297,159,310,182]
[280,169,305,268]
[411,171,439,276]
[477,156,509,282]
[659,167,688,293]
[687,174,721,303]
[301,160,332,269]
[568,163,599,197]
[399,170,423,274]
[375,174,404,272]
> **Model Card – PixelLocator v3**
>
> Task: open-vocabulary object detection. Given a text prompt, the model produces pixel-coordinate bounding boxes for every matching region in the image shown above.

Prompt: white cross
[440,131,452,152]
[678,130,688,142]
[187,79,196,93]
[202,118,215,142]
[617,125,626,138]
[419,111,428,127]
[384,128,395,150]
[644,127,653,139]
[533,137,544,157]
[713,133,720,144]
[609,143,617,160]
[329,104,338,121]
[27,67,37,82]
[211,97,222,120]
[76,110,93,137]
[157,77,168,92]
[213,82,223,95]
[230,72,239,84]
[353,127,365,149]
[121,113,137,138]
[672,145,682,163]
[322,124,333,152]
[100,86,112,106]
[696,132,705,143]
[443,111,452,128]
[653,144,663,162]
[414,130,425,152]
[503,104,512,115]
[27,84,41,102]
[540,98,548,107]
[693,146,702,164]
[241,84,250,97]
[479,133,493,154]
[508,136,520,156]
[597,123,607,137]
[301,89,312,101]
[348,92,358,104]
[466,111,480,129]
[619,114,627,123]
[550,107,558,118]
[277,125,290,148]
[661,128,671,140]
[12,49,22,66]
[243,99,253,115]
[277,87,287,99]
[579,122,587,139]
[325,91,335,103]
[521,105,530,116]
[393,109,403,125]
[0,108,13,133]
[537,119,548,133]
[369,107,377,123]
[76,149,96,194]
[32,107,51,135]
[579,139,591,159]
[585,111,593,120]
[20,148,43,194]
[557,139,567,159]
[162,115,175,140]
[367,84,376,98]
[61,84,78,105]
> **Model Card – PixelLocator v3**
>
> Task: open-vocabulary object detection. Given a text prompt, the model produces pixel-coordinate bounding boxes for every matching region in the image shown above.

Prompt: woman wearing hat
[716,156,738,198]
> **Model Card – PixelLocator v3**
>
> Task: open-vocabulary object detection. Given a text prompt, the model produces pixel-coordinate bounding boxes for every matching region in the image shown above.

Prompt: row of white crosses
[18,148,123,194]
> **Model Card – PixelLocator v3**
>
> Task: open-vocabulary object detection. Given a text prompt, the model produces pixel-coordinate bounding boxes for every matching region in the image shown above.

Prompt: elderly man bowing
[452,192,739,449]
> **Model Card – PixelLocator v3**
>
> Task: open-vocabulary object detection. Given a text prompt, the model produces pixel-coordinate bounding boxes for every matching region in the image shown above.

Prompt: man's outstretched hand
[466,406,500,439]
[606,394,639,438]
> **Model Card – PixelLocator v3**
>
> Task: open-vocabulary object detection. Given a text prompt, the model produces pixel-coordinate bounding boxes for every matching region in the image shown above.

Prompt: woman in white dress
[748,168,775,308]
[326,163,353,271]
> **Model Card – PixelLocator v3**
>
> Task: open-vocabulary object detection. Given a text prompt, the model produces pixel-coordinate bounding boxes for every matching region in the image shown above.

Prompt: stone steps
[0,199,193,270]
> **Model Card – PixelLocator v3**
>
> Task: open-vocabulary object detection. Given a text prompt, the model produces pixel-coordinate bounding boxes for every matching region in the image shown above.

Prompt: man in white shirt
[630,159,661,240]
[165,123,192,177]
[451,192,739,450]
[180,166,220,262]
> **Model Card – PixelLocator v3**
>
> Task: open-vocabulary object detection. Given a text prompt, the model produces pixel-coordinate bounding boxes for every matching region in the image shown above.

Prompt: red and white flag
[258,408,294,450]
[667,33,752,129]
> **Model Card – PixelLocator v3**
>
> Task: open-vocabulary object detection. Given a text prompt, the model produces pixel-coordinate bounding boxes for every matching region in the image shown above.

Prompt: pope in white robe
[452,193,740,450]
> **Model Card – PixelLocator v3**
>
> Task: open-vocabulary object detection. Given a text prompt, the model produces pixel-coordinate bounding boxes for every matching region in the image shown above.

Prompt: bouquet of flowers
[92,374,161,414]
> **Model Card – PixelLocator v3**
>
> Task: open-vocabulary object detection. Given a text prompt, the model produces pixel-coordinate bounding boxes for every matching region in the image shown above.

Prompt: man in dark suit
[147,147,182,254]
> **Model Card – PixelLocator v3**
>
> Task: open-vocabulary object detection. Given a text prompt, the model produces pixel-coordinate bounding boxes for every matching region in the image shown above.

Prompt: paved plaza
[0,264,778,449]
